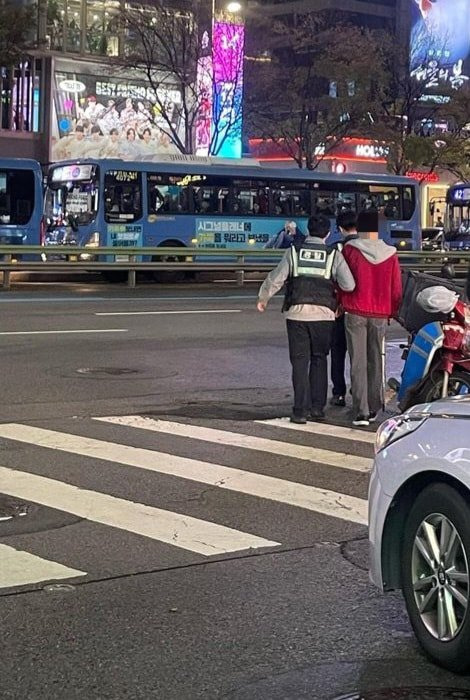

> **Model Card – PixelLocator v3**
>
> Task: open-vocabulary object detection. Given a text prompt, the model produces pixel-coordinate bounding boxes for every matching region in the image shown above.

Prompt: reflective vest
[283,241,337,312]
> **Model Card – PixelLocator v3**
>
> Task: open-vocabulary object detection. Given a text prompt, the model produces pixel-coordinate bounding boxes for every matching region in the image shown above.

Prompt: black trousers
[286,320,334,416]
[330,314,348,397]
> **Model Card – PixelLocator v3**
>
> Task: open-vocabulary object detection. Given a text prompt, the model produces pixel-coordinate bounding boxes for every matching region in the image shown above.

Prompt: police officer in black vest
[257,214,356,423]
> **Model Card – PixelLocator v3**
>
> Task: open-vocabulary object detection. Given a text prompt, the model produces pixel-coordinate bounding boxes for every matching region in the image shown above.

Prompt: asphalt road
[0,279,469,700]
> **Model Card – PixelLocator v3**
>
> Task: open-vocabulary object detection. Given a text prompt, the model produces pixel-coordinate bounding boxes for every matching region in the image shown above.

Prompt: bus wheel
[152,241,187,283]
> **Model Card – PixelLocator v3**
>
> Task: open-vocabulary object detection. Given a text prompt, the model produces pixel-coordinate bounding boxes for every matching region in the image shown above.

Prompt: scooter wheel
[416,370,470,404]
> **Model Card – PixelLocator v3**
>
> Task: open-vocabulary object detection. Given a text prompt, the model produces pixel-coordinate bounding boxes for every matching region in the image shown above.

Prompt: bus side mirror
[429,202,435,217]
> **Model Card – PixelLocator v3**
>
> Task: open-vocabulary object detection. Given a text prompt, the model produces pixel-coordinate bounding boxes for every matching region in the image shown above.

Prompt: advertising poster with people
[51,71,184,162]
[410,0,470,91]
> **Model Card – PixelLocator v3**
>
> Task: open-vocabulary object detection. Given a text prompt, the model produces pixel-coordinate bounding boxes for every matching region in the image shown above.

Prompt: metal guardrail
[0,246,467,289]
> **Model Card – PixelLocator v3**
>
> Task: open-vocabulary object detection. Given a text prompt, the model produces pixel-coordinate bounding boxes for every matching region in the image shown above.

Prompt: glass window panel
[368,185,401,219]
[232,182,268,215]
[66,0,82,53]
[271,183,311,216]
[104,170,142,222]
[0,170,35,225]
[147,173,190,214]
[86,0,120,56]
[47,0,66,50]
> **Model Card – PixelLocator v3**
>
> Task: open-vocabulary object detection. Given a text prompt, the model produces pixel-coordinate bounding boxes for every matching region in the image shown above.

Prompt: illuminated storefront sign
[51,70,183,162]
[406,170,440,183]
[249,138,390,164]
[410,0,470,91]
[211,21,245,159]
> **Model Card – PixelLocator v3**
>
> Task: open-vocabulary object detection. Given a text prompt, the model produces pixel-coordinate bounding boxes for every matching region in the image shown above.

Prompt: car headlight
[375,413,429,454]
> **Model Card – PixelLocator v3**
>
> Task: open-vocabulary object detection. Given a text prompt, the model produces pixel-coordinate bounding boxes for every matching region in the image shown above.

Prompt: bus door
[103,168,144,260]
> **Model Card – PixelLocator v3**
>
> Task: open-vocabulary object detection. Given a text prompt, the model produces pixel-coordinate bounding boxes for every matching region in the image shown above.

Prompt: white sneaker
[352,415,370,427]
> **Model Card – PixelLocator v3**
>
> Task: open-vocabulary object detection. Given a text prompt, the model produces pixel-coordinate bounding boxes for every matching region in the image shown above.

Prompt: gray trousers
[344,313,387,417]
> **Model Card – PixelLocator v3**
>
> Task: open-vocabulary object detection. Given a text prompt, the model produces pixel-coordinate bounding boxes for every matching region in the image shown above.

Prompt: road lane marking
[0,425,368,525]
[0,329,128,336]
[256,418,376,445]
[0,467,277,556]
[95,310,242,316]
[94,416,372,473]
[0,543,86,589]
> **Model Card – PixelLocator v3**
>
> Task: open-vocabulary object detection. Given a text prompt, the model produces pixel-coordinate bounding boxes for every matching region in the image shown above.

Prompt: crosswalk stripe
[256,418,376,445]
[0,467,278,556]
[0,424,368,525]
[94,416,373,473]
[0,543,86,589]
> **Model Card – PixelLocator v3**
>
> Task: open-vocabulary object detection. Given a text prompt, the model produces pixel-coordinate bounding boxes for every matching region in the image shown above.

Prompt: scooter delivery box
[397,270,461,333]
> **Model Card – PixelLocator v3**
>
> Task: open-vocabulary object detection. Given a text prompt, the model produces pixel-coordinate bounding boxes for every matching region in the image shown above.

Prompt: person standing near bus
[257,214,355,424]
[329,211,359,407]
[339,216,402,427]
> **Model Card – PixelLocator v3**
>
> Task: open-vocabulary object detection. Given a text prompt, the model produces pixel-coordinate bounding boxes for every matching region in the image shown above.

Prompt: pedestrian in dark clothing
[330,211,359,407]
[257,214,355,424]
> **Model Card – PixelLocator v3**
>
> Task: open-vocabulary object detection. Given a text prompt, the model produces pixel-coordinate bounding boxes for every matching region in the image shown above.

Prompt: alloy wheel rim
[412,513,469,641]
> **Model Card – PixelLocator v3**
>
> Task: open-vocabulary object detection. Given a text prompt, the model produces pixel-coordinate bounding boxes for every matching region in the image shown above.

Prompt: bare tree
[118,1,245,155]
[244,17,386,169]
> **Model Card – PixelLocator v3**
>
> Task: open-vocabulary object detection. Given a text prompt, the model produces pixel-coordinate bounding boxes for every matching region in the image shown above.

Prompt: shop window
[47,0,66,50]
[66,0,82,52]
[86,0,120,56]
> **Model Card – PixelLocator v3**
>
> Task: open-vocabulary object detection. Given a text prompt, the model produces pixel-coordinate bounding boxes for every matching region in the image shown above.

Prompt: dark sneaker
[290,414,307,425]
[309,409,326,422]
[330,395,346,407]
[352,414,370,427]
[369,412,379,423]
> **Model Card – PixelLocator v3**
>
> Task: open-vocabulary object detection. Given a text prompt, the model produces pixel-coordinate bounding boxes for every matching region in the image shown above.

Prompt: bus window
[315,190,356,217]
[193,185,229,214]
[104,170,142,223]
[402,186,415,221]
[232,181,269,215]
[272,184,311,216]
[368,186,401,219]
[0,169,35,225]
[147,174,190,214]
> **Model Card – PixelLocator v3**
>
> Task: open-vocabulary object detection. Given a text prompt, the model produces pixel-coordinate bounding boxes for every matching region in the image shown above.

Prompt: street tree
[0,2,38,67]
[366,33,470,177]
[118,1,245,155]
[244,17,386,169]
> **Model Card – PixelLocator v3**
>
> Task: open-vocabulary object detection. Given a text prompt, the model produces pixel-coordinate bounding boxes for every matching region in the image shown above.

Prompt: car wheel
[401,483,470,672]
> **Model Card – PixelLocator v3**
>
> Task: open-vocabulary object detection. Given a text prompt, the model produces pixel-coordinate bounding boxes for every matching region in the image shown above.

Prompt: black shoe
[352,414,370,427]
[290,413,307,425]
[309,409,326,422]
[369,412,379,423]
[330,395,346,407]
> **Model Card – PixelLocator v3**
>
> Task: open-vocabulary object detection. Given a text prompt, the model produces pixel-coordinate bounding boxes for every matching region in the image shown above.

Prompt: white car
[369,396,470,672]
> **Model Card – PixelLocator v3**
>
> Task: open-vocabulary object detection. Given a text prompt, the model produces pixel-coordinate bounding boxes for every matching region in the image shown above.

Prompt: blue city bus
[44,157,421,267]
[445,183,470,252]
[0,158,44,249]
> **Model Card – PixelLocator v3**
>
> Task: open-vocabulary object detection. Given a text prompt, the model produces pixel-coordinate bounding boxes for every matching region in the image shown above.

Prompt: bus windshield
[45,164,99,228]
[0,168,35,225]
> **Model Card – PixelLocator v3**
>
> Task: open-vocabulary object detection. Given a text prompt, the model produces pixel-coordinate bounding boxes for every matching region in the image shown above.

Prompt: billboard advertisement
[410,0,470,91]
[195,217,308,249]
[211,21,245,159]
[51,70,183,162]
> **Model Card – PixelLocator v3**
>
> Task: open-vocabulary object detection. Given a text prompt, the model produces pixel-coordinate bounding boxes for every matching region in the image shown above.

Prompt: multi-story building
[0,0,193,163]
